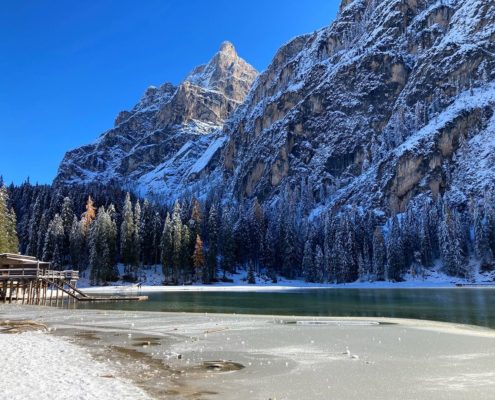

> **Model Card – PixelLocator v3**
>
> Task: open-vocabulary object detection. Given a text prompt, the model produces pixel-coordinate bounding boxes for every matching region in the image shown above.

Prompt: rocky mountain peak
[185,41,258,103]
[55,41,258,194]
[218,40,237,57]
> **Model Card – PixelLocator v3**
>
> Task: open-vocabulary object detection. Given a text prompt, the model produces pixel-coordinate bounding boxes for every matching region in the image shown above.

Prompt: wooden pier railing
[0,253,148,305]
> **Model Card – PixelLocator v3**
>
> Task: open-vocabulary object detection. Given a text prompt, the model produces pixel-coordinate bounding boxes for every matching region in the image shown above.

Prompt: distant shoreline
[80,281,495,294]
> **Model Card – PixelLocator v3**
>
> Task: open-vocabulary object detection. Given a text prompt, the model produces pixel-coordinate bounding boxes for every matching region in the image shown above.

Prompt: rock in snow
[56,0,495,216]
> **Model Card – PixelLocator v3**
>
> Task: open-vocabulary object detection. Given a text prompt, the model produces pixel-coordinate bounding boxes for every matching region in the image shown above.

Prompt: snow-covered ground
[0,330,150,400]
[78,264,495,293]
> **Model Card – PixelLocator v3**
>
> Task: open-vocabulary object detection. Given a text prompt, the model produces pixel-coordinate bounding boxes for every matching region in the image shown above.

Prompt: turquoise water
[76,288,495,328]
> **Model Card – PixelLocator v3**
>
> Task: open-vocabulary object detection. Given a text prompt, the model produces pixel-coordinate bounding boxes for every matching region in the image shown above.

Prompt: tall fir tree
[160,213,173,282]
[387,215,405,281]
[372,227,386,281]
[42,214,64,268]
[0,186,19,253]
[206,204,219,282]
[133,200,142,267]
[120,193,136,271]
[171,202,183,284]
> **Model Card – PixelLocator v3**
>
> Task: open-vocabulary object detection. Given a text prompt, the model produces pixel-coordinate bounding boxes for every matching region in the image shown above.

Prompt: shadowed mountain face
[217,0,495,215]
[55,42,258,199]
[57,0,495,215]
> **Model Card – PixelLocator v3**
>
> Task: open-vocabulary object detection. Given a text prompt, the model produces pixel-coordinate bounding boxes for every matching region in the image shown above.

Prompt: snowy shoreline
[80,280,494,294]
[0,330,150,400]
[78,265,495,293]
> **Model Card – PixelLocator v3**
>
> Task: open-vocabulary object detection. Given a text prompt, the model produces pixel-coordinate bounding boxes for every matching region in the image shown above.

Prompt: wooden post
[35,280,39,305]
[15,280,20,303]
[30,280,34,305]
[8,280,14,303]
[27,281,32,304]
[21,280,26,304]
[55,282,59,307]
[43,280,47,306]
[49,280,53,305]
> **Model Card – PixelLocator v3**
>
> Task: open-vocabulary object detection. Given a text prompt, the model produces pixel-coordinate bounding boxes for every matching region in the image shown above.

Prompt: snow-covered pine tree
[439,206,469,278]
[473,204,494,271]
[42,214,64,269]
[314,245,324,283]
[171,201,183,284]
[386,215,405,281]
[419,207,433,268]
[323,213,336,282]
[151,211,163,266]
[340,215,359,282]
[133,200,142,268]
[359,240,373,281]
[160,213,173,282]
[372,227,386,281]
[220,205,236,277]
[0,186,19,253]
[140,199,154,266]
[107,204,118,267]
[89,207,118,285]
[247,261,256,284]
[189,198,203,247]
[36,212,49,260]
[248,198,264,271]
[180,223,191,282]
[302,241,314,282]
[60,197,74,264]
[25,195,42,256]
[206,203,219,282]
[120,193,136,273]
[69,216,83,269]
[261,221,277,280]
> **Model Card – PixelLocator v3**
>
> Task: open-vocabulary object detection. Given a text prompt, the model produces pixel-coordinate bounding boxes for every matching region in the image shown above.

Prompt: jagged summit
[54,43,258,195]
[219,40,237,55]
[185,41,257,103]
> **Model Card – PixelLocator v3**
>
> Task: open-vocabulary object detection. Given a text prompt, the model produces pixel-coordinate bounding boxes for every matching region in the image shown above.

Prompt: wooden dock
[0,253,148,305]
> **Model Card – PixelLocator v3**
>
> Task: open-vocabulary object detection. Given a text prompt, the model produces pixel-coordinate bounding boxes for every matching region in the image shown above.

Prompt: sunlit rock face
[54,42,258,200]
[212,0,495,214]
[57,0,495,215]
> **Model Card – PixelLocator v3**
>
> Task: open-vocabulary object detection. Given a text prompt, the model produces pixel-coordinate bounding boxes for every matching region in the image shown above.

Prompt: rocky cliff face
[55,42,258,199]
[57,0,495,216]
[212,0,495,215]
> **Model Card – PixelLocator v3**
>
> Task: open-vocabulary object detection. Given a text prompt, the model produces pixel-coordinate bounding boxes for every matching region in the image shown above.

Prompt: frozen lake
[77,288,495,328]
[2,305,495,400]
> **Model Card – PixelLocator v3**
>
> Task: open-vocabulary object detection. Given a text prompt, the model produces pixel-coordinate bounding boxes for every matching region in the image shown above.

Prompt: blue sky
[0,0,339,185]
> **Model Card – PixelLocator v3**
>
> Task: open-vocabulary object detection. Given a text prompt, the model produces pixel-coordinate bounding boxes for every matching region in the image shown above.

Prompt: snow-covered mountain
[55,41,258,200]
[57,0,495,216]
[213,0,495,215]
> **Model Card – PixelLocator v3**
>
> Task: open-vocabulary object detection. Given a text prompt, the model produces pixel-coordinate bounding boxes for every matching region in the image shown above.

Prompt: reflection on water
[76,288,495,328]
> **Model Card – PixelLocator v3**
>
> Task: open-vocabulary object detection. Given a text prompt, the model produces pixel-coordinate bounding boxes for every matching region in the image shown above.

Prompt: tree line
[3,180,495,285]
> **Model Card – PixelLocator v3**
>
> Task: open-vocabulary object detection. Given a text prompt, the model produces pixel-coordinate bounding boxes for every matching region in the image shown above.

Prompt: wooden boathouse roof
[0,253,50,267]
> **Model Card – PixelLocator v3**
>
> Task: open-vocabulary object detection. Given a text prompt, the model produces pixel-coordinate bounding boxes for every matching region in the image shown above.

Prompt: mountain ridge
[54,42,258,199]
[56,0,495,218]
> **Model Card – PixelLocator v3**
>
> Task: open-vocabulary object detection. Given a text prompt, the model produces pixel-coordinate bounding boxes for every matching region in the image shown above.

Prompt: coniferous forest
[1,179,494,286]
